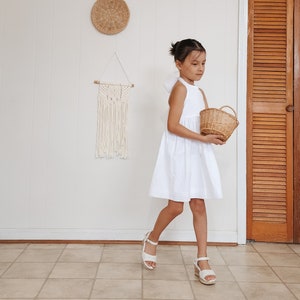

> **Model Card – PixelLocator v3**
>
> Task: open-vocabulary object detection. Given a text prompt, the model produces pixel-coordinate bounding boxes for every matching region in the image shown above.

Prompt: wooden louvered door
[294,0,300,243]
[247,0,294,242]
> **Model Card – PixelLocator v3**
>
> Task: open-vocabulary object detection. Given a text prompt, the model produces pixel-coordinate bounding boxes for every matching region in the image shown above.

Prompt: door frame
[237,0,248,244]
[294,0,300,243]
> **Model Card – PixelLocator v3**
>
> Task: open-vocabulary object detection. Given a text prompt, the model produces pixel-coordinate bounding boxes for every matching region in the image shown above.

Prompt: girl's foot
[194,257,216,285]
[142,232,158,269]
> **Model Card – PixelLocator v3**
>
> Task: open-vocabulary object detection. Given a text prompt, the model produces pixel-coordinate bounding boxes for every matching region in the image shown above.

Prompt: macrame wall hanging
[94,52,134,159]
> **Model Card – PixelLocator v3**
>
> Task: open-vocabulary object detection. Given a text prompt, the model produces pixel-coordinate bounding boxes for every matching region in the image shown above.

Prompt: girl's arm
[167,82,224,145]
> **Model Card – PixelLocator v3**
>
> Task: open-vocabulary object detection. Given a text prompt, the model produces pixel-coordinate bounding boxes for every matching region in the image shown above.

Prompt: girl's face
[176,50,206,84]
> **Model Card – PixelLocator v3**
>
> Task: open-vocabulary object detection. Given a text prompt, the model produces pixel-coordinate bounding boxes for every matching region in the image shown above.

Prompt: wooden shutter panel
[247,0,293,242]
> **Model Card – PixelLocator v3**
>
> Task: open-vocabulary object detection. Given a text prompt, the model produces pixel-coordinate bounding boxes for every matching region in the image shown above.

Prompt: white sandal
[194,257,216,285]
[142,232,158,270]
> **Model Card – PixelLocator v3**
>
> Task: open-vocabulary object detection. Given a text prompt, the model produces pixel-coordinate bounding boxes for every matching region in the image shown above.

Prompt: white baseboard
[0,229,239,244]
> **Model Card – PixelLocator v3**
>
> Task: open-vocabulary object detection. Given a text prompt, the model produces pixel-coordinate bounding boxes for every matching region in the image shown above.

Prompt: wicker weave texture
[91,0,130,35]
[200,106,239,142]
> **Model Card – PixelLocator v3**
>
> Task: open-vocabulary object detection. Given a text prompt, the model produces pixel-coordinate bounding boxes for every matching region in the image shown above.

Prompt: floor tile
[2,262,54,278]
[260,252,300,267]
[38,278,93,298]
[0,263,11,276]
[104,243,141,250]
[157,244,181,252]
[101,249,141,264]
[180,244,197,252]
[143,280,194,299]
[229,265,281,282]
[58,248,102,262]
[0,243,28,249]
[181,248,225,266]
[49,262,98,278]
[16,249,62,262]
[27,243,66,250]
[239,282,297,299]
[97,262,142,279]
[206,247,227,265]
[289,244,300,254]
[212,265,236,282]
[155,249,184,265]
[191,281,246,300]
[0,241,299,300]
[221,251,267,266]
[217,243,256,253]
[65,243,103,250]
[0,249,24,262]
[180,250,198,265]
[286,283,300,299]
[0,278,45,298]
[142,264,188,280]
[91,279,141,299]
[272,266,300,283]
[252,242,294,253]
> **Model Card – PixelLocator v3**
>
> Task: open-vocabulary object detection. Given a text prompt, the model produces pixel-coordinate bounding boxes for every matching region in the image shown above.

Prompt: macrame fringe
[96,83,131,159]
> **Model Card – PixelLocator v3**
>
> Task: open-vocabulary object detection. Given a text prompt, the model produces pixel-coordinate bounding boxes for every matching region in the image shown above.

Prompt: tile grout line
[0,243,31,279]
[34,243,67,299]
[87,244,105,300]
[141,240,146,300]
[270,266,299,300]
[267,243,300,300]
[245,242,298,299]
[217,242,253,300]
[180,245,197,300]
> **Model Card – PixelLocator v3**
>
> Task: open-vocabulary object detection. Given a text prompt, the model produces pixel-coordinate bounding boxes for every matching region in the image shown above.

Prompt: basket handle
[219,105,237,118]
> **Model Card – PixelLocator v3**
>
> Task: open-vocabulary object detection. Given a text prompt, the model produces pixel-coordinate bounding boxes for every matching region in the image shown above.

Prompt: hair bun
[169,41,180,57]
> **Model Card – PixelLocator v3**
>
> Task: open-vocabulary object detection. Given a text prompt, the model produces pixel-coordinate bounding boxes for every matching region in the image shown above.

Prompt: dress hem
[149,193,223,202]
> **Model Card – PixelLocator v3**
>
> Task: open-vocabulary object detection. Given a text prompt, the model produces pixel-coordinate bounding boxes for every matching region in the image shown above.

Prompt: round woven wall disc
[91,0,130,35]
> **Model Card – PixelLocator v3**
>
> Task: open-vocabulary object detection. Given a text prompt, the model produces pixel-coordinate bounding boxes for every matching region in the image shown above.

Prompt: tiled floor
[0,241,300,299]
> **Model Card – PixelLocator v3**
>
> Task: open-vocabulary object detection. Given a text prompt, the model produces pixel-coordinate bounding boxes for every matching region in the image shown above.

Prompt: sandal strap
[195,257,210,262]
[146,238,158,246]
[142,252,157,263]
[200,269,216,278]
[144,232,158,246]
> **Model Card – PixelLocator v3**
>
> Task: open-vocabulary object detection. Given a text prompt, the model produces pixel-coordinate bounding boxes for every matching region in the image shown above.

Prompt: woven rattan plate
[91,0,130,35]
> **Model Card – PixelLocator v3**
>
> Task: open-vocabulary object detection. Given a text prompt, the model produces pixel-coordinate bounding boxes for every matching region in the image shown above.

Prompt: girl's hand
[201,134,225,145]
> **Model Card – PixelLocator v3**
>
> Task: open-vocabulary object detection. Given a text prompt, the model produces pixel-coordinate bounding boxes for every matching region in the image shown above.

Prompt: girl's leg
[144,200,184,268]
[189,198,215,281]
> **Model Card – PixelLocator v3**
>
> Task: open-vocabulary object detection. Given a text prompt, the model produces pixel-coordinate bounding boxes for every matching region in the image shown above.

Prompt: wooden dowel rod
[93,80,134,87]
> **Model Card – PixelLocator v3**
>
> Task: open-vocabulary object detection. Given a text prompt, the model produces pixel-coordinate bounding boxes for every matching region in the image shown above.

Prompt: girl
[142,39,225,285]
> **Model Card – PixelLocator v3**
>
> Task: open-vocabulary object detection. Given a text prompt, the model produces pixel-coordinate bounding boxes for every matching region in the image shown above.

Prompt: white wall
[0,0,246,243]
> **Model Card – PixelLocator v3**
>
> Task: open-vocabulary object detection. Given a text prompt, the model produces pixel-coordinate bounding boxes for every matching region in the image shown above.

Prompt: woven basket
[91,0,130,35]
[200,106,239,142]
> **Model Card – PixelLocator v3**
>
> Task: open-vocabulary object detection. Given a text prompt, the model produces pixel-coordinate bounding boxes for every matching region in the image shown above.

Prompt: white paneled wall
[0,0,246,243]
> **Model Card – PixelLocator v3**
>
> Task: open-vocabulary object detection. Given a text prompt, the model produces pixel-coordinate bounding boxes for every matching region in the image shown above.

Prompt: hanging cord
[94,52,134,87]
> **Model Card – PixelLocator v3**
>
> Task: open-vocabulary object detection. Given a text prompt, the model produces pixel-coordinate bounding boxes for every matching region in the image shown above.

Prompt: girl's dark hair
[169,39,206,62]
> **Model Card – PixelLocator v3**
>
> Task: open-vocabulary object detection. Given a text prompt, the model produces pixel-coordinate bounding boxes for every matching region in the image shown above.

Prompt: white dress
[149,77,222,202]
